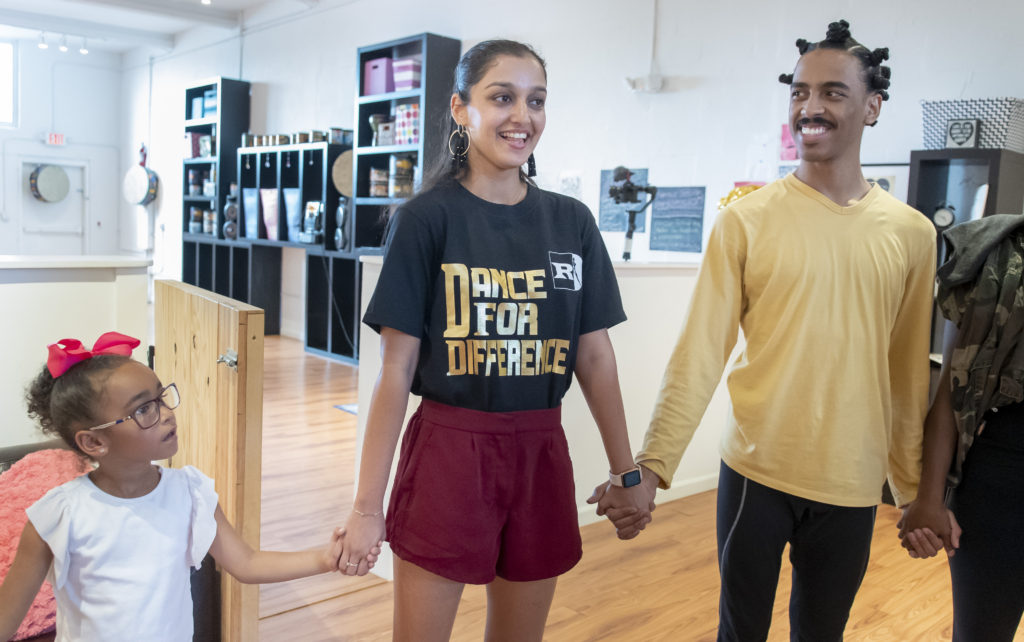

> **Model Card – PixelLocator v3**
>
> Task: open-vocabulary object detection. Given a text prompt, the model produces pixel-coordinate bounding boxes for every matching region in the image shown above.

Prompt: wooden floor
[258,336,385,620]
[257,336,1019,641]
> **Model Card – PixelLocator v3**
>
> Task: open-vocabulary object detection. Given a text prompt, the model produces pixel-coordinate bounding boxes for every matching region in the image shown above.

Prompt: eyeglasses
[87,383,180,431]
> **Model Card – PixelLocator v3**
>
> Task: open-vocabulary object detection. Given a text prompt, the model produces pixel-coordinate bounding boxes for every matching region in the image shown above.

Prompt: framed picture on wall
[862,163,910,203]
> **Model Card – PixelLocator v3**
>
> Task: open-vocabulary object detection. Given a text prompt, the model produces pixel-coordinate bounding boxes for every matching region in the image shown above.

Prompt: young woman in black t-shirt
[337,40,652,641]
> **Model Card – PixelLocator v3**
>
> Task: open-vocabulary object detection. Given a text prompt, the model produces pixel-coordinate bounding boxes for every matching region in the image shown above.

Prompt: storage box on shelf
[353,33,460,250]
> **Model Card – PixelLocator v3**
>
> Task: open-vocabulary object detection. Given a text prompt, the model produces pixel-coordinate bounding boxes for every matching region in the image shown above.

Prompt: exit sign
[45,132,66,145]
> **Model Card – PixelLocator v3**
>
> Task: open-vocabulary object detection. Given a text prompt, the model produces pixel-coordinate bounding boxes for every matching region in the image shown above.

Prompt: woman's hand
[338,510,386,576]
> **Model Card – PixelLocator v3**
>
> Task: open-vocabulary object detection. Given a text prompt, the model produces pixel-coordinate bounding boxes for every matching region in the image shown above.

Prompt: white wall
[0,43,123,255]
[0,257,150,448]
[121,0,1024,341]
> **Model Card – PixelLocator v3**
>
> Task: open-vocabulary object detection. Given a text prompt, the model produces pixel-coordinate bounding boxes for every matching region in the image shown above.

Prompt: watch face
[622,469,642,488]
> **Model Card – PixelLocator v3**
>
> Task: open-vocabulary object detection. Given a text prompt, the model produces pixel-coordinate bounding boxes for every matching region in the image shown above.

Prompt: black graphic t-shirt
[363,180,626,412]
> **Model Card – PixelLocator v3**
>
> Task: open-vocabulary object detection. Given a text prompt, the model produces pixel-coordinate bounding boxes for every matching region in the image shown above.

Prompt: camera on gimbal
[608,167,651,205]
[608,166,657,261]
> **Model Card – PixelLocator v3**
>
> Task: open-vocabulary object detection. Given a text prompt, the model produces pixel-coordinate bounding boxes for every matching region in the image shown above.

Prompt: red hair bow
[47,331,141,378]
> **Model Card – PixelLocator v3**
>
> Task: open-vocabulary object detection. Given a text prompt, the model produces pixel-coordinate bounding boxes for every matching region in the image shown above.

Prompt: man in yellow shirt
[596,19,935,641]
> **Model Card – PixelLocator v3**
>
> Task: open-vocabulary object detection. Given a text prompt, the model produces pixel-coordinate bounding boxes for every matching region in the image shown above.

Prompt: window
[0,41,15,126]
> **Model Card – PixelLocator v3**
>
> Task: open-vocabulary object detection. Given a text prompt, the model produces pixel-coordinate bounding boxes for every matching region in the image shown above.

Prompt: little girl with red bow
[0,332,379,641]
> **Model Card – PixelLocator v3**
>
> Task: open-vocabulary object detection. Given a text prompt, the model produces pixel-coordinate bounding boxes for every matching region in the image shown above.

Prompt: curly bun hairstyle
[779,19,892,107]
[25,355,132,454]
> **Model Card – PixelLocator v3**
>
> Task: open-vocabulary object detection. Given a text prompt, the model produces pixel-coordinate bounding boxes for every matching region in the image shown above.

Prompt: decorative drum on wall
[331,150,354,197]
[122,165,159,205]
[29,165,71,203]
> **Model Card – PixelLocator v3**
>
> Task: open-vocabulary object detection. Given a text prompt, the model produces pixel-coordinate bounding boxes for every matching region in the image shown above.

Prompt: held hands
[321,527,346,573]
[897,500,962,559]
[587,466,658,540]
[338,509,386,576]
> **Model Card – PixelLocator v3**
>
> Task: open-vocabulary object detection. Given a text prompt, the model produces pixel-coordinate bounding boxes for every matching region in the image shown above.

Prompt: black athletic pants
[716,461,876,642]
[949,411,1024,642]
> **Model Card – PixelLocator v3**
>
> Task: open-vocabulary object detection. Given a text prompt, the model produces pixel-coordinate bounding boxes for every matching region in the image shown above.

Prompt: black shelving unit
[303,249,361,362]
[235,141,351,356]
[181,78,250,243]
[178,35,460,363]
[236,141,346,246]
[352,33,461,249]
[908,147,1024,352]
[909,148,1024,224]
[181,77,252,304]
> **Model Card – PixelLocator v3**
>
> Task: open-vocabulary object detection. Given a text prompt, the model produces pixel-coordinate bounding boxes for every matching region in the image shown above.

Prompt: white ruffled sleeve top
[26,465,219,642]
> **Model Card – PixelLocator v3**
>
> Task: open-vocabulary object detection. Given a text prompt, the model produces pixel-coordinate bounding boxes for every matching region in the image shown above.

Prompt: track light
[37,32,48,49]
[58,35,68,53]
[79,38,89,55]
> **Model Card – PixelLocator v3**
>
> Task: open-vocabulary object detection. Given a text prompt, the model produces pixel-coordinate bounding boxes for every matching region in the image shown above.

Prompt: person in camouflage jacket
[901,212,1024,641]
[937,214,1024,486]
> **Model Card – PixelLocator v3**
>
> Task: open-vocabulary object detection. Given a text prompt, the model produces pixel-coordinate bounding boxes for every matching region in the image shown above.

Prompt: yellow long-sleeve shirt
[638,173,936,507]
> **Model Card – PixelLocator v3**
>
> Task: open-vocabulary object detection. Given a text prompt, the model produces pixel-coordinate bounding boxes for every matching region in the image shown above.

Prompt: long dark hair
[419,39,548,194]
[26,356,131,454]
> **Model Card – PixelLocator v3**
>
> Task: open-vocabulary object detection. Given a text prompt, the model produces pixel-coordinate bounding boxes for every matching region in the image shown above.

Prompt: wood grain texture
[257,336,1021,641]
[258,336,385,620]
[155,280,264,641]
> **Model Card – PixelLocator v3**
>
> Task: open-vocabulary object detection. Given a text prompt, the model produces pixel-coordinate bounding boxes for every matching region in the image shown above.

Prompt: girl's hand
[338,510,386,576]
[320,527,345,573]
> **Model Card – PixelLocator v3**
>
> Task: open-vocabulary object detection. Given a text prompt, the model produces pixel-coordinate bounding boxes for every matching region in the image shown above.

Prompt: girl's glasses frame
[86,383,180,431]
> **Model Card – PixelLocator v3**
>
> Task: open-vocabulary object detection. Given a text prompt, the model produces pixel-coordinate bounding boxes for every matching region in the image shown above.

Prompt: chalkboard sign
[650,186,705,253]
[599,168,649,232]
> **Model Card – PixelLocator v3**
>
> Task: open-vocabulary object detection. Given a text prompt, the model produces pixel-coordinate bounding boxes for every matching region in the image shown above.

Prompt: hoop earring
[448,124,470,166]
[527,153,537,178]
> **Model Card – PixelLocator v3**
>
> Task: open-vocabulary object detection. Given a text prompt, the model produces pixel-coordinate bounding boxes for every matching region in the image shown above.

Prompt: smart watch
[609,466,642,488]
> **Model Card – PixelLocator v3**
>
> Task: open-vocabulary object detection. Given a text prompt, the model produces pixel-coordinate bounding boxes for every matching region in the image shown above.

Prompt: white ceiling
[0,0,278,53]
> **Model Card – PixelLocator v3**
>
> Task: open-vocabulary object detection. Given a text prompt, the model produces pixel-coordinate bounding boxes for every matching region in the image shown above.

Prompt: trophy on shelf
[369,113,388,146]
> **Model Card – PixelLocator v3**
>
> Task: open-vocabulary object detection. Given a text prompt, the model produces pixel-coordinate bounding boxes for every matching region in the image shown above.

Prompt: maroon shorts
[385,399,582,584]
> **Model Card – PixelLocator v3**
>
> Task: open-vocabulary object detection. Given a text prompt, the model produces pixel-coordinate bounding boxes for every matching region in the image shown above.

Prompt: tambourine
[29,165,71,203]
[122,165,159,205]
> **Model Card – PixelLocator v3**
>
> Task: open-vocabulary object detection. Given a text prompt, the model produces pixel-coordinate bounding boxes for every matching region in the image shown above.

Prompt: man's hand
[897,500,962,559]
[587,465,659,539]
